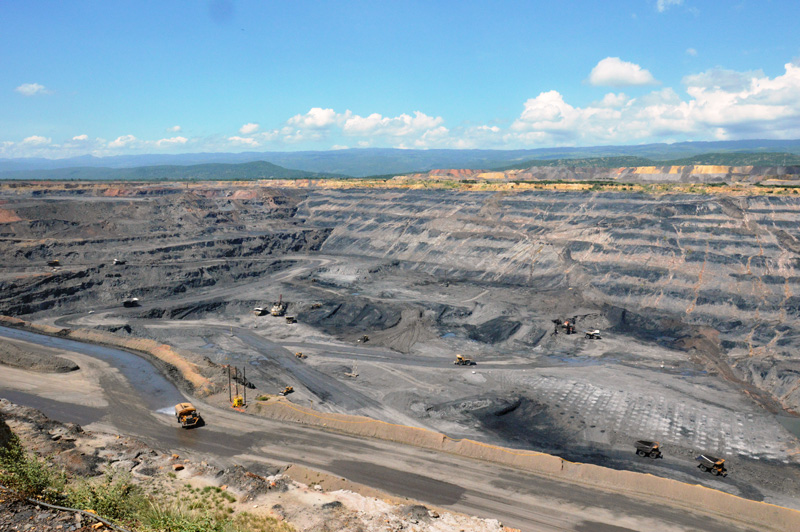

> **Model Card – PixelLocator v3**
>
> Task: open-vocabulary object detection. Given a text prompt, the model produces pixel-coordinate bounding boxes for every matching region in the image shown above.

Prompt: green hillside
[0,160,346,181]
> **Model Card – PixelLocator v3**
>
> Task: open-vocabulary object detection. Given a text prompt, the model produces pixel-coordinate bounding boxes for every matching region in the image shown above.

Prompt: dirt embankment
[0,339,78,373]
[242,396,799,531]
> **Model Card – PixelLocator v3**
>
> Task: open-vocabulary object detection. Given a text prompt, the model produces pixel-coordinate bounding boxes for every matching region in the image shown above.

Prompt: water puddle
[0,325,185,411]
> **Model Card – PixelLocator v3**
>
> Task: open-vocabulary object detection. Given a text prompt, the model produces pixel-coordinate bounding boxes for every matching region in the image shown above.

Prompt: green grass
[0,434,294,532]
[0,433,67,503]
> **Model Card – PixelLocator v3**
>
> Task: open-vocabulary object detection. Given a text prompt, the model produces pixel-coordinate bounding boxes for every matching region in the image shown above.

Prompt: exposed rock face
[415,164,800,184]
[1,184,799,414]
[0,188,330,315]
[300,189,800,412]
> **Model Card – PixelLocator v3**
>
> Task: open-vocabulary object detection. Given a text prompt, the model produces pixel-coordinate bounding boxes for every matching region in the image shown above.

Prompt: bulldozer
[174,402,200,428]
[271,295,287,317]
[454,354,476,366]
[279,386,294,396]
[294,352,307,359]
[232,395,244,407]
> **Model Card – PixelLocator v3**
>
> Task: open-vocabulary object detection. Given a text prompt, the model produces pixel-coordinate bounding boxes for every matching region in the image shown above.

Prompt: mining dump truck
[357,335,369,343]
[585,330,602,340]
[294,352,307,359]
[174,403,200,428]
[696,455,727,476]
[253,307,267,316]
[634,440,662,459]
[454,354,476,366]
[279,386,294,396]
[47,259,61,267]
[285,316,297,324]
[122,297,140,308]
[271,295,287,316]
[113,258,126,265]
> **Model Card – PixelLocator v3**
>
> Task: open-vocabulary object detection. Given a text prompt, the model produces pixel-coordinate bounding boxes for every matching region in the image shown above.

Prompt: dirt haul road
[0,326,783,532]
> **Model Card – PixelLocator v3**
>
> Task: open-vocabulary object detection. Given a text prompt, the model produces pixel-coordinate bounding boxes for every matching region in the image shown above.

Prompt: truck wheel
[636,450,645,456]
[649,451,659,458]
[699,465,708,472]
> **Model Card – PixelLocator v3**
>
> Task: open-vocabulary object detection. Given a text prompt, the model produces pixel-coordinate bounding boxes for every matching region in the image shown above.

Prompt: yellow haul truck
[174,403,200,428]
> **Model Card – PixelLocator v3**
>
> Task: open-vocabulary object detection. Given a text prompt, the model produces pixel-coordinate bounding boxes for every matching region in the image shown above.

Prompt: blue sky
[2,0,800,159]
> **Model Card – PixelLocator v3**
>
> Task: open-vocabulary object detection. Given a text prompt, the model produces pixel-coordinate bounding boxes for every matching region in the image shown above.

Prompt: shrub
[66,470,144,522]
[0,433,66,503]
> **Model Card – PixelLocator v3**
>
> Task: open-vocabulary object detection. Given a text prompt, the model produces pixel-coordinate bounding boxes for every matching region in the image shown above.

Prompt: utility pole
[243,367,247,406]
[227,365,232,403]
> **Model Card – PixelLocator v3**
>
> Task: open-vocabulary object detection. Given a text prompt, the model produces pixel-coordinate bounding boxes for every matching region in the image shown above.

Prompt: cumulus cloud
[227,136,260,147]
[343,111,444,137]
[156,136,188,147]
[108,135,137,148]
[167,125,181,132]
[598,92,630,107]
[21,135,51,146]
[509,62,800,146]
[287,108,340,129]
[5,62,800,157]
[686,48,698,56]
[239,122,259,135]
[15,83,49,96]
[657,0,683,12]
[589,57,658,87]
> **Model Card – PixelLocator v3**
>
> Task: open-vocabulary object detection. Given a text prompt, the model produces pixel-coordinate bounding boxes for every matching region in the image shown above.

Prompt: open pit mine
[1,168,800,531]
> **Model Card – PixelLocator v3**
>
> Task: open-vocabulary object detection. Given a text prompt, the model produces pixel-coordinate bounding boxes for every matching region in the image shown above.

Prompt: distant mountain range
[0,161,344,182]
[2,139,800,180]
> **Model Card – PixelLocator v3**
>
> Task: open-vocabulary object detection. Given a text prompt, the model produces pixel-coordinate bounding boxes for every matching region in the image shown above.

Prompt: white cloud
[156,136,188,147]
[343,111,443,137]
[331,145,349,150]
[657,0,683,12]
[20,135,51,146]
[108,135,137,148]
[167,125,182,132]
[15,83,49,96]
[589,57,657,87]
[227,136,260,147]
[5,62,800,157]
[287,108,340,129]
[686,48,697,56]
[508,62,800,146]
[598,92,630,107]
[239,122,259,135]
